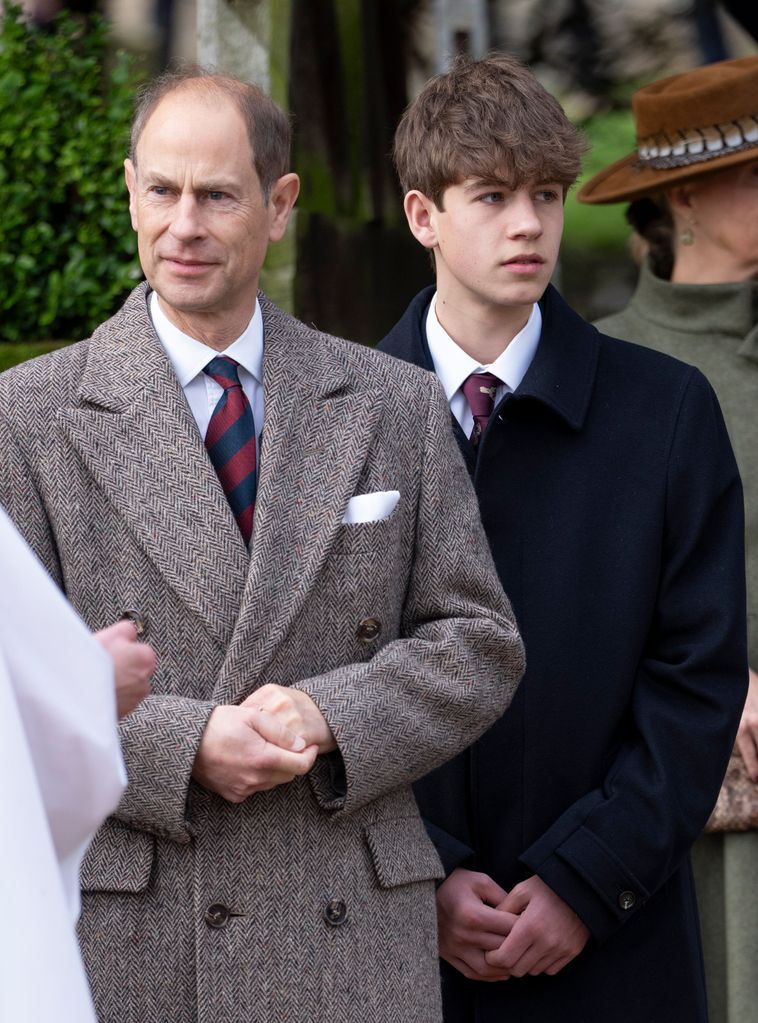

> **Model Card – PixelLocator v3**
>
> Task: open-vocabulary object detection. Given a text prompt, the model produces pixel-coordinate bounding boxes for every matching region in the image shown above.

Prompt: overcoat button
[119,608,146,637]
[618,890,636,911]
[205,903,232,928]
[324,899,348,926]
[357,617,381,643]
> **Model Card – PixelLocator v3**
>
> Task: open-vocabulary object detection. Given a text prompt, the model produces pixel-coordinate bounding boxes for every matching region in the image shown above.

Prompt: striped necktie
[462,371,502,448]
[203,356,257,544]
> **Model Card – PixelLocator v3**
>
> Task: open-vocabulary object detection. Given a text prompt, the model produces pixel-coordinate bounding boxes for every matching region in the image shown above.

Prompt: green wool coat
[598,260,758,666]
[597,260,758,1023]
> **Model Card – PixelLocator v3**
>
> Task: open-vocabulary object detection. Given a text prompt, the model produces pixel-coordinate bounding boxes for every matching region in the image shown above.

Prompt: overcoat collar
[627,259,758,365]
[381,283,600,432]
[60,283,247,648]
[59,283,381,682]
[214,294,382,702]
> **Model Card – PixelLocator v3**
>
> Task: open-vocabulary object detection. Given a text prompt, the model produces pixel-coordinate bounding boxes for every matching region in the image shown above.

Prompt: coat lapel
[214,298,382,702]
[512,285,599,431]
[59,284,249,646]
[377,285,475,476]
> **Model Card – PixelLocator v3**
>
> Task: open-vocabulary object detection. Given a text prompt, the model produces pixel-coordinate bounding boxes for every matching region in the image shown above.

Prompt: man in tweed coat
[0,71,524,1023]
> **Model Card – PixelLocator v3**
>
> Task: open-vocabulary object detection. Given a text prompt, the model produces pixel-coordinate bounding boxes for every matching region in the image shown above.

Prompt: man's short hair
[130,67,291,199]
[394,54,586,208]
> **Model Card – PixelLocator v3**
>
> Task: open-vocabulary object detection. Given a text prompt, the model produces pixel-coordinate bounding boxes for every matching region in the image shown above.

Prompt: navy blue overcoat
[379,285,747,1023]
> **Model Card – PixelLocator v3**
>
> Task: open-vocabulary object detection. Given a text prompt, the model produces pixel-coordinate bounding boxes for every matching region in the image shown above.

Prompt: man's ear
[124,159,138,232]
[403,190,439,249]
[268,173,300,242]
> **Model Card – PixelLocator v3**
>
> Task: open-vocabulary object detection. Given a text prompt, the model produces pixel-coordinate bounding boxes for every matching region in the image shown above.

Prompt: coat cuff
[114,694,215,842]
[521,823,650,942]
[308,750,347,811]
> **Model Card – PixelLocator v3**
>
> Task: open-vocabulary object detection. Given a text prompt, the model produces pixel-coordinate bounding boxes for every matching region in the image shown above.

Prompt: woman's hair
[625,198,675,280]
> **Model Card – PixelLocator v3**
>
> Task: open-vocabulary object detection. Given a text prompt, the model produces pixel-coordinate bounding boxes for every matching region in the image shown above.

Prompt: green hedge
[0,4,142,344]
[564,108,636,251]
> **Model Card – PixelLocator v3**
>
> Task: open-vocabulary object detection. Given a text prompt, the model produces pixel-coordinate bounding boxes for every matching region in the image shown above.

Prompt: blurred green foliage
[564,109,636,250]
[0,3,142,343]
[0,340,67,372]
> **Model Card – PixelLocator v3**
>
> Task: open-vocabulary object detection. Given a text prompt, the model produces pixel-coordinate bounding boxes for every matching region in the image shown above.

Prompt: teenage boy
[379,55,747,1023]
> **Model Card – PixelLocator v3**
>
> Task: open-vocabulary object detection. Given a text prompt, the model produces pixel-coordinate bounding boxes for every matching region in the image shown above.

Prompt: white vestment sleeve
[0,506,127,1022]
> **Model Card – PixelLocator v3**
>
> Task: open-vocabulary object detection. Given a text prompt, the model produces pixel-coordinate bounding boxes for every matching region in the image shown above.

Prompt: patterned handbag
[705,747,758,832]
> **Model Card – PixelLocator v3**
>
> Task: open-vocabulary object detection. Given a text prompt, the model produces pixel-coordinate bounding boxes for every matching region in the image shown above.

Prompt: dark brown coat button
[618,890,636,911]
[324,899,348,926]
[119,608,146,637]
[356,617,381,643]
[205,903,232,928]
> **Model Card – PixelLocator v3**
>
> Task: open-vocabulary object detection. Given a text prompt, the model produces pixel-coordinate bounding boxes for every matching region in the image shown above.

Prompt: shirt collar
[149,290,264,386]
[425,293,542,401]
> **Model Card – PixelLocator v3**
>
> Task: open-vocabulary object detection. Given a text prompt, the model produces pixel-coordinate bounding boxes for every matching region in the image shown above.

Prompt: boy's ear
[403,190,439,249]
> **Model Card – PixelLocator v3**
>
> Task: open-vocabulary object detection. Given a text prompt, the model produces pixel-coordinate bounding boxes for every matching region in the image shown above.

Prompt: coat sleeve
[0,404,212,844]
[295,374,525,814]
[520,368,748,942]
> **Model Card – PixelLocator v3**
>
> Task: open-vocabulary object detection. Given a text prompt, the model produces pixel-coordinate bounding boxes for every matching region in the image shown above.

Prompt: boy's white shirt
[425,293,542,436]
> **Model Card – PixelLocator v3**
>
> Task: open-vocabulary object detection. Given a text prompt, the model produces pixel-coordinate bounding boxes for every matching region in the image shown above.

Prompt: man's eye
[149,185,170,196]
[208,191,226,201]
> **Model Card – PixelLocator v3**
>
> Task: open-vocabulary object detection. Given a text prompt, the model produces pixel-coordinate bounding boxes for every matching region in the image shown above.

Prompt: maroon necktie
[203,356,257,544]
[462,371,502,448]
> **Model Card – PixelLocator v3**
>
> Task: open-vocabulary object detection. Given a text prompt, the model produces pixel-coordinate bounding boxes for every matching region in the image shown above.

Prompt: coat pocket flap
[364,816,445,888]
[80,820,154,893]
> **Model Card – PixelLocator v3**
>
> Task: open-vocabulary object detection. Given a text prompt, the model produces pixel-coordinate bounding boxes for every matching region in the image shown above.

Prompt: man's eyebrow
[140,171,174,187]
[195,180,238,193]
[140,172,238,192]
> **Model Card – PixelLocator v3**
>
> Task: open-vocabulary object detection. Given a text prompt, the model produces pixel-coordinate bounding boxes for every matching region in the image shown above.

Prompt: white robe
[0,506,126,1022]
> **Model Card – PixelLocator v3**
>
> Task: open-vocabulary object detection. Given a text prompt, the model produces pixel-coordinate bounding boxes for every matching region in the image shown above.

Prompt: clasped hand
[437,869,590,982]
[192,684,335,803]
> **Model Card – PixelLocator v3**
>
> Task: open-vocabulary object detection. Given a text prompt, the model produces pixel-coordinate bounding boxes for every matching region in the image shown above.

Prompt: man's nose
[169,194,204,241]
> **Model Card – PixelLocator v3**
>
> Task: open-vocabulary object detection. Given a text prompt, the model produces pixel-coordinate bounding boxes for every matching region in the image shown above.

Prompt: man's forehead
[140,84,244,143]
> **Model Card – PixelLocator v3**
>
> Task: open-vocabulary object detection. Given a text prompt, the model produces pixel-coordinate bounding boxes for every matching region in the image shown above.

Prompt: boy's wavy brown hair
[394,54,586,208]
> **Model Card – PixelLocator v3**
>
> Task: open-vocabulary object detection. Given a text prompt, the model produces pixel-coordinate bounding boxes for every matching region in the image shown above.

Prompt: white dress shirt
[425,293,542,438]
[0,507,126,1023]
[150,291,264,445]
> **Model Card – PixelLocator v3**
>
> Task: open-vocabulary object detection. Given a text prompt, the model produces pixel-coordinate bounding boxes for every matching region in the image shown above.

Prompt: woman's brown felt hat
[577,55,758,205]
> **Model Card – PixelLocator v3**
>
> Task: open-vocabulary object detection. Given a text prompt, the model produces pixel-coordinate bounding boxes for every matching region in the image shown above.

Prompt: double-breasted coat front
[0,284,525,1023]
[379,284,747,1023]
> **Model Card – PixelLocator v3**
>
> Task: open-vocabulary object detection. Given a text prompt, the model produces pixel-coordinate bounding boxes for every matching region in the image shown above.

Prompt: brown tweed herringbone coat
[0,284,524,1023]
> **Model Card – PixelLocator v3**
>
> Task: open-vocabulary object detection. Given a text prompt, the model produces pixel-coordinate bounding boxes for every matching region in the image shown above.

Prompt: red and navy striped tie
[203,356,257,544]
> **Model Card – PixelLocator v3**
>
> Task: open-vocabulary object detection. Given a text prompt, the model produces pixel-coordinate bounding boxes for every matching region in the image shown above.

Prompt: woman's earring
[680,215,696,246]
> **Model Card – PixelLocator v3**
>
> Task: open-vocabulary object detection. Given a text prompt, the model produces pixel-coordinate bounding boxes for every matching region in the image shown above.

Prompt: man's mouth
[162,256,216,274]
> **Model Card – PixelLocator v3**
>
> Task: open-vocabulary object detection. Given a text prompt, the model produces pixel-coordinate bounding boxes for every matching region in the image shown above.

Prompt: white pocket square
[341,490,400,525]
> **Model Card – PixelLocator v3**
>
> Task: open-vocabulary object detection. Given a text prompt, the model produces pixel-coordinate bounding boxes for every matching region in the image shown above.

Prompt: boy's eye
[536,188,560,203]
[479,192,504,204]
